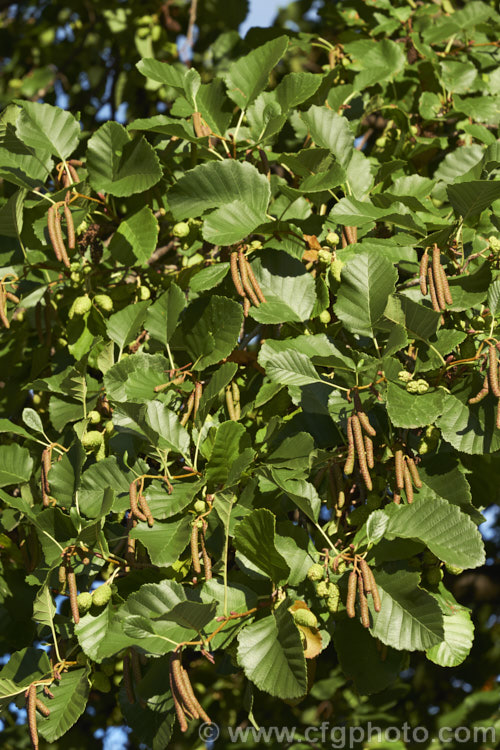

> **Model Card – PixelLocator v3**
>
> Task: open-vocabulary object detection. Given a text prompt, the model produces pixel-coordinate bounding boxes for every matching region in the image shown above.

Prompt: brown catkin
[358,575,370,629]
[367,566,381,612]
[406,456,422,488]
[58,564,66,585]
[53,206,70,268]
[199,522,212,580]
[180,391,195,426]
[497,399,500,430]
[67,567,79,624]
[245,259,267,304]
[0,286,9,329]
[419,250,429,296]
[178,667,199,719]
[126,516,137,566]
[225,385,237,421]
[394,447,404,490]
[344,417,355,476]
[357,410,376,437]
[47,206,62,262]
[427,268,441,312]
[191,522,201,574]
[238,249,260,307]
[469,374,489,404]
[359,558,372,594]
[346,570,357,618]
[27,684,38,750]
[332,463,345,509]
[138,493,154,527]
[432,246,446,310]
[193,382,203,419]
[231,381,241,420]
[243,296,250,317]
[488,345,500,397]
[170,652,199,725]
[123,652,135,704]
[439,263,453,306]
[393,491,401,505]
[169,663,188,732]
[63,203,75,250]
[351,414,372,491]
[5,291,20,303]
[35,699,50,717]
[403,462,414,504]
[230,252,245,297]
[364,436,374,469]
[181,667,212,724]
[67,163,80,184]
[129,481,148,522]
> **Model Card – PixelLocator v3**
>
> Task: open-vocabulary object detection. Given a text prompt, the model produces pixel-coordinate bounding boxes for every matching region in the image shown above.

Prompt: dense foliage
[0,0,500,748]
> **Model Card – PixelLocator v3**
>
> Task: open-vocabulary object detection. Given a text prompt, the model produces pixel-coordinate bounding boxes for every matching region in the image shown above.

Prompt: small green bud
[76,652,88,666]
[330,258,344,283]
[318,248,333,264]
[445,563,464,576]
[93,294,113,312]
[319,309,331,324]
[307,563,324,582]
[325,231,340,247]
[315,580,329,598]
[249,240,263,250]
[326,582,339,598]
[398,370,413,383]
[406,380,419,393]
[423,550,439,566]
[425,567,443,586]
[172,221,190,238]
[193,499,207,514]
[326,594,340,613]
[292,608,318,628]
[488,236,500,252]
[415,379,429,394]
[70,271,81,283]
[82,264,92,276]
[81,431,104,451]
[70,295,92,318]
[375,136,387,148]
[76,592,93,615]
[91,672,111,692]
[88,410,101,425]
[92,584,112,607]
[139,286,151,301]
[70,262,81,273]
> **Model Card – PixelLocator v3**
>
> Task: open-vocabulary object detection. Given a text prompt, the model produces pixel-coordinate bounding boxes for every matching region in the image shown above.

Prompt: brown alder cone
[191,522,201,574]
[238,249,260,307]
[406,456,422,488]
[169,663,188,732]
[63,203,75,250]
[403,462,414,504]
[419,250,429,296]
[35,699,50,717]
[230,252,245,297]
[123,652,134,704]
[358,575,370,629]
[488,345,500,398]
[181,667,212,723]
[427,268,441,312]
[27,684,39,750]
[351,414,372,491]
[468,374,489,404]
[346,570,357,618]
[364,436,375,469]
[394,447,404,490]
[344,416,355,475]
[129,481,148,522]
[67,567,79,624]
[245,259,267,304]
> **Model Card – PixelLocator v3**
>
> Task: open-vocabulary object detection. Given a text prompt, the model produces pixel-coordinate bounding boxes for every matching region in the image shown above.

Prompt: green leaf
[0,123,52,188]
[106,301,149,351]
[86,121,162,197]
[426,587,474,667]
[275,72,322,111]
[384,294,441,341]
[258,343,323,386]
[76,606,136,662]
[225,36,289,109]
[384,496,485,569]
[108,206,159,265]
[436,389,500,455]
[386,382,450,429]
[136,59,189,90]
[487,278,500,318]
[447,181,500,219]
[270,471,321,523]
[155,600,216,632]
[189,263,230,293]
[104,354,170,402]
[369,567,444,651]
[334,252,398,337]
[196,362,238,421]
[145,284,185,346]
[206,421,251,489]
[246,252,316,323]
[234,509,290,584]
[0,647,51,699]
[145,401,190,456]
[351,39,406,89]
[22,407,44,434]
[130,515,192,567]
[33,585,56,629]
[301,105,354,169]
[38,668,90,743]
[178,295,243,371]
[15,101,80,160]
[0,444,34,486]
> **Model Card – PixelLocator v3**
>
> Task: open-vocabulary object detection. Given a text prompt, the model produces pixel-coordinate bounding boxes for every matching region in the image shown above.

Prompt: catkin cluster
[47,198,75,268]
[393,446,422,504]
[230,247,266,317]
[181,382,203,426]
[26,683,52,750]
[419,244,453,312]
[468,344,500,429]
[344,391,376,491]
[191,517,212,581]
[346,557,381,628]
[0,277,20,329]
[169,650,212,732]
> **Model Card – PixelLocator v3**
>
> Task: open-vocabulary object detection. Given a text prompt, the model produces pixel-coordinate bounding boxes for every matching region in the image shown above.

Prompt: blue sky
[240,0,285,36]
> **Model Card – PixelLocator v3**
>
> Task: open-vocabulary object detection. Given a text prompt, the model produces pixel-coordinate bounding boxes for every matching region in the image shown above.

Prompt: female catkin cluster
[129,479,154,527]
[47,202,73,268]
[394,446,422,504]
[346,558,381,628]
[344,393,376,490]
[169,650,212,732]
[468,344,500,429]
[230,248,266,316]
[420,245,453,312]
